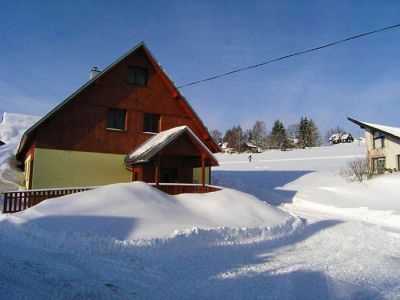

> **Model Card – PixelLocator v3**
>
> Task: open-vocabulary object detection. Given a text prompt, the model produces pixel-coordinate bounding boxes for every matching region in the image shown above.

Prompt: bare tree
[210,129,222,144]
[340,157,373,182]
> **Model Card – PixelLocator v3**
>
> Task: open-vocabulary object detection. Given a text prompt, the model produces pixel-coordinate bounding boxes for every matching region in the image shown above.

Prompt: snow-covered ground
[1,114,400,299]
[0,113,41,193]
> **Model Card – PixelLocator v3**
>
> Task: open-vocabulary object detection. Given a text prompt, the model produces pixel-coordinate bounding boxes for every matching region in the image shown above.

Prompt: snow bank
[0,112,41,194]
[283,172,400,227]
[6,182,298,240]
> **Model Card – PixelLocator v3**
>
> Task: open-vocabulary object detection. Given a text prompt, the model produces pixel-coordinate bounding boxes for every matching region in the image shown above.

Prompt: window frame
[373,157,386,174]
[143,113,160,133]
[127,66,148,86]
[106,108,127,132]
[373,131,385,149]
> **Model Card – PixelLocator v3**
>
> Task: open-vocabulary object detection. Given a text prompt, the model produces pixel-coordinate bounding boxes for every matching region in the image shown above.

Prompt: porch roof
[125,126,219,166]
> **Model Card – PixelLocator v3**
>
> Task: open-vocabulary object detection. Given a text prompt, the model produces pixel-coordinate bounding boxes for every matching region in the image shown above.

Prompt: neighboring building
[348,117,400,173]
[16,42,220,189]
[329,132,354,144]
[0,140,4,146]
[329,133,342,144]
[242,141,262,153]
[220,142,234,154]
[340,133,354,143]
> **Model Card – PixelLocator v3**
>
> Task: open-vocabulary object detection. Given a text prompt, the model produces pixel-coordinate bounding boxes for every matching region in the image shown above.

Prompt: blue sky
[1,1,400,137]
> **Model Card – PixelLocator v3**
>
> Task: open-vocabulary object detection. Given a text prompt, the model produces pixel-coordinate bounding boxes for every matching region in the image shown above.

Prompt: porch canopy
[124,126,219,185]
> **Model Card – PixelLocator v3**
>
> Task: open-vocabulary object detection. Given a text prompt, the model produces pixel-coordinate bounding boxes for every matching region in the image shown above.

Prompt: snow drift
[6,182,298,240]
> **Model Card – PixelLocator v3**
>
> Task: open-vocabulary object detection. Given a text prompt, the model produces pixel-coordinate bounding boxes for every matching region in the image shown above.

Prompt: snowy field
[1,113,400,299]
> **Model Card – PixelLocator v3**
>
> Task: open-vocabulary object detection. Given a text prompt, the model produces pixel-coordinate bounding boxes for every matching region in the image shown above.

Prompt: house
[348,117,400,173]
[340,133,354,143]
[329,133,342,144]
[219,142,234,154]
[0,140,4,146]
[329,132,354,144]
[16,42,220,190]
[242,141,262,153]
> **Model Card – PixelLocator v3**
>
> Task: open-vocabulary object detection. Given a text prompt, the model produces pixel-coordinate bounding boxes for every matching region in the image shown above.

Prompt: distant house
[219,142,235,154]
[0,140,4,146]
[242,141,262,153]
[16,42,220,190]
[329,133,354,144]
[348,117,400,173]
[329,133,342,144]
[340,133,354,143]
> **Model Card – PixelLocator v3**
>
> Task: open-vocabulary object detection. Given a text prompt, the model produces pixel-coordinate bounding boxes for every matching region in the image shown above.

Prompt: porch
[1,183,221,213]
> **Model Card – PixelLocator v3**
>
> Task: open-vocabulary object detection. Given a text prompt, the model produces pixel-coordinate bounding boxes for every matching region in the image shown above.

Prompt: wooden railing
[1,184,221,213]
[150,184,221,195]
[2,187,93,213]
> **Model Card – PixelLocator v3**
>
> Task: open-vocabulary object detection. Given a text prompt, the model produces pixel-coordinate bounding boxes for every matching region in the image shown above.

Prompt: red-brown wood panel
[33,47,214,156]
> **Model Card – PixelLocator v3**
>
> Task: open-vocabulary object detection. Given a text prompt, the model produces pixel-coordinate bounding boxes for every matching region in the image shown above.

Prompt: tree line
[210,117,323,152]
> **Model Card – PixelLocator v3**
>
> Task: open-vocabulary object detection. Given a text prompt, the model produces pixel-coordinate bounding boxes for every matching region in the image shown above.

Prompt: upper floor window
[373,131,385,149]
[143,113,160,133]
[107,108,126,131]
[127,66,148,86]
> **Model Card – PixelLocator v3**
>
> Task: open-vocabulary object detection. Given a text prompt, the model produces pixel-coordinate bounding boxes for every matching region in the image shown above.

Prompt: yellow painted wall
[32,148,131,189]
[192,167,210,184]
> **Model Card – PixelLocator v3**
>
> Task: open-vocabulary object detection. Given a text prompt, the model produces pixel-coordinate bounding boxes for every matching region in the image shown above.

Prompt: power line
[177,23,400,89]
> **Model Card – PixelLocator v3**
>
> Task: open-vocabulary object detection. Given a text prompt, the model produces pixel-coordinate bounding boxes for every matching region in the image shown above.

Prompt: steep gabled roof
[17,42,220,158]
[125,126,218,165]
[348,117,400,139]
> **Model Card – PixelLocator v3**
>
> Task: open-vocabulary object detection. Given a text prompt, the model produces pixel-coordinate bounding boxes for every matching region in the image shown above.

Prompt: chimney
[89,66,102,80]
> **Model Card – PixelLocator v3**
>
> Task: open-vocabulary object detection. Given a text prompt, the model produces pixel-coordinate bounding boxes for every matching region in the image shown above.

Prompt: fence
[2,184,221,213]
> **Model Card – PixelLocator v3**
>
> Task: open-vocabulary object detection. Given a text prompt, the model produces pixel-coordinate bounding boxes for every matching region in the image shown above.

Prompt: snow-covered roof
[125,126,218,165]
[348,117,400,139]
[341,133,350,139]
[329,133,342,141]
[244,141,258,148]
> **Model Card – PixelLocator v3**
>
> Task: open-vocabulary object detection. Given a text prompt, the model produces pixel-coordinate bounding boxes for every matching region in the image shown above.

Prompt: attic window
[127,66,148,86]
[107,108,126,131]
[143,113,160,133]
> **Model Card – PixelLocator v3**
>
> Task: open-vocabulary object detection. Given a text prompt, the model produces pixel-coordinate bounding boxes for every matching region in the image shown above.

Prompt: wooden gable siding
[33,48,206,155]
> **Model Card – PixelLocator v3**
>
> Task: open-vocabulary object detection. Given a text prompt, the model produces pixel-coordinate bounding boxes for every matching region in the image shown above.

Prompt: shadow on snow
[212,170,312,206]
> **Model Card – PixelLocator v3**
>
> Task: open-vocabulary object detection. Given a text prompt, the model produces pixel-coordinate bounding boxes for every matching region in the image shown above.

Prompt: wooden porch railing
[1,184,221,213]
[150,184,221,195]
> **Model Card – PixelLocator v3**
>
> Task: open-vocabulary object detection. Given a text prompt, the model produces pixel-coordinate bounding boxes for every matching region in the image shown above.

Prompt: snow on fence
[2,184,221,213]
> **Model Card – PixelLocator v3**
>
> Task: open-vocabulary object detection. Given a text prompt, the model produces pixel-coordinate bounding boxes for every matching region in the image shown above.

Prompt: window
[107,108,126,131]
[127,66,148,86]
[143,113,160,133]
[373,157,386,174]
[373,131,385,149]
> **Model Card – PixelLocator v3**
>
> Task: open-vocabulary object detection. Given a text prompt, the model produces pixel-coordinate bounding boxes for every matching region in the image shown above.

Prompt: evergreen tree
[267,119,288,150]
[297,117,322,148]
